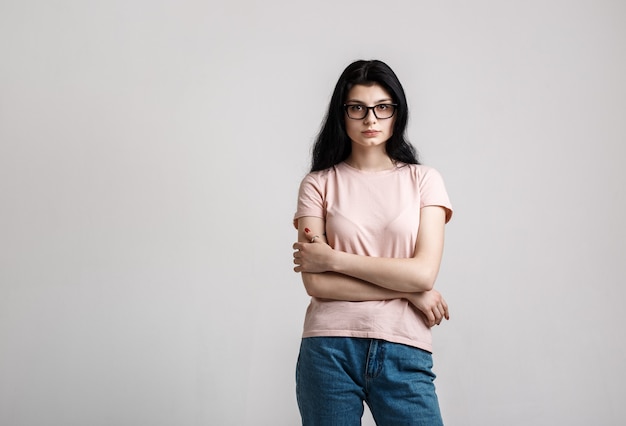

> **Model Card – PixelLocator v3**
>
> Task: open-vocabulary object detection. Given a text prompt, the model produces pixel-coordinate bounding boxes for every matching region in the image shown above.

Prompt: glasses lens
[374,104,395,119]
[346,105,366,119]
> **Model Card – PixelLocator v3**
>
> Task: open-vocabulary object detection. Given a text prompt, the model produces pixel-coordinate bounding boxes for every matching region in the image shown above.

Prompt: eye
[376,104,390,111]
[347,105,364,111]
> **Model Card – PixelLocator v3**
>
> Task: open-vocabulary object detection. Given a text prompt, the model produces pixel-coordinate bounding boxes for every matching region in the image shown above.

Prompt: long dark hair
[310,59,419,172]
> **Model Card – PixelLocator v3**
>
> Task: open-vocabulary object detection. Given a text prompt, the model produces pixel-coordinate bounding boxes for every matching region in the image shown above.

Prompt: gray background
[1,0,625,425]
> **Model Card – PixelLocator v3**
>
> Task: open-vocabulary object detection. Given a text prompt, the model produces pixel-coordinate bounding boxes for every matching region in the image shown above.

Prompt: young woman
[292,59,453,426]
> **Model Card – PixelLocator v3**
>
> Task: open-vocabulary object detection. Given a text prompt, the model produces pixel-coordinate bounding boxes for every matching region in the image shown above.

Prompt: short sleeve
[293,173,326,229]
[419,167,453,223]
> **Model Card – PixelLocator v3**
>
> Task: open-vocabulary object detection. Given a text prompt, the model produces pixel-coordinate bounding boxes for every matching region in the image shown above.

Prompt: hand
[292,239,334,273]
[408,290,449,327]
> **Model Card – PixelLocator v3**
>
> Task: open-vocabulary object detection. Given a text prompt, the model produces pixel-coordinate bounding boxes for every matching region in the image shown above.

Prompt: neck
[346,147,395,172]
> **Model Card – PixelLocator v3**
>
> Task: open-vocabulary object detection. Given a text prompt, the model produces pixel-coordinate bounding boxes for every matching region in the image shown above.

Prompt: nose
[363,108,377,123]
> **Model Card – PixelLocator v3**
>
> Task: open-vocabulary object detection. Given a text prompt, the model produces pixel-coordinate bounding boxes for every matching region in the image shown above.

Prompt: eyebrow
[345,98,394,104]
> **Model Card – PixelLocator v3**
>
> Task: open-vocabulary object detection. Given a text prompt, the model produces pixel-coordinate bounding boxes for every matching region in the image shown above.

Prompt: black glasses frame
[343,103,398,120]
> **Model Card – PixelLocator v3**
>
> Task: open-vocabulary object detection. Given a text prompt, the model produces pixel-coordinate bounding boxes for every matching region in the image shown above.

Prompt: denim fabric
[296,337,443,426]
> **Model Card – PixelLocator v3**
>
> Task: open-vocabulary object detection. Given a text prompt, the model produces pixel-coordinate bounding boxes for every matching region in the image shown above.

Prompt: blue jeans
[296,337,443,426]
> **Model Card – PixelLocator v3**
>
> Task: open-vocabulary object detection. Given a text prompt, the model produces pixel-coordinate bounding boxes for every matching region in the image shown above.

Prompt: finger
[425,311,436,327]
[433,307,443,325]
[441,299,450,320]
[292,242,304,250]
[436,304,446,323]
[303,227,325,242]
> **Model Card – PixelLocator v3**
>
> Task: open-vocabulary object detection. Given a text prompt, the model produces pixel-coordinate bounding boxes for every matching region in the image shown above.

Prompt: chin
[357,140,387,147]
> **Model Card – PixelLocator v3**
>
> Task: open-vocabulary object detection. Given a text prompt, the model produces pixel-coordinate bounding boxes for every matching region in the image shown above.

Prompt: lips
[362,130,381,136]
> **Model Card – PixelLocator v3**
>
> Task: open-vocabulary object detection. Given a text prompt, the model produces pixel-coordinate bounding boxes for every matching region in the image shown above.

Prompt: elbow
[423,279,436,292]
[411,280,434,292]
[302,273,322,298]
[409,268,439,292]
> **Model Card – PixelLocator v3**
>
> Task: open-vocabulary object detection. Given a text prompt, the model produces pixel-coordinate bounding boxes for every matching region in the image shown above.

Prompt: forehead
[346,83,392,102]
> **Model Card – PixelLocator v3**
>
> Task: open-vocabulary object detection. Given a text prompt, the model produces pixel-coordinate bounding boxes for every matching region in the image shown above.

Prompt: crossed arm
[292,206,450,327]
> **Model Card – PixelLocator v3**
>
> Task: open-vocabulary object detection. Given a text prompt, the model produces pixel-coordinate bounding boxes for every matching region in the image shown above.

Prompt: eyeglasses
[343,103,397,120]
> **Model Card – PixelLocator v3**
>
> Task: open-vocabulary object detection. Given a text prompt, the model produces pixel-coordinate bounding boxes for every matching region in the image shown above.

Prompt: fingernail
[304,228,311,233]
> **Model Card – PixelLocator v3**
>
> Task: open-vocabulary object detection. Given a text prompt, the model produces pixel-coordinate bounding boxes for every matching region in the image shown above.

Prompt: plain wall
[1,1,625,425]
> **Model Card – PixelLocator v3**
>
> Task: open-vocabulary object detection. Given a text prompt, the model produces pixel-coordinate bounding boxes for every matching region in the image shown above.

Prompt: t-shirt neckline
[339,161,404,175]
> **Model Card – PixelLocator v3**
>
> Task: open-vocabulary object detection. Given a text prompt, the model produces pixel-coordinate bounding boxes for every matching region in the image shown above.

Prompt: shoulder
[297,165,340,200]
[402,164,452,222]
[299,164,341,186]
[399,163,445,182]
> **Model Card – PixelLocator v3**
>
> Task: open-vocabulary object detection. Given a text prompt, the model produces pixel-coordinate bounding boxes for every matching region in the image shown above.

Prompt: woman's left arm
[293,206,447,293]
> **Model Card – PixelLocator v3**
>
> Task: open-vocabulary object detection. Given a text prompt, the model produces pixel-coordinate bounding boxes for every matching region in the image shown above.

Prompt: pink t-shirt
[293,161,453,352]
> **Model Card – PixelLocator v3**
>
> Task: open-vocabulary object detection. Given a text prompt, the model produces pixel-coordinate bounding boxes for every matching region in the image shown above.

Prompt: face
[344,83,396,149]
